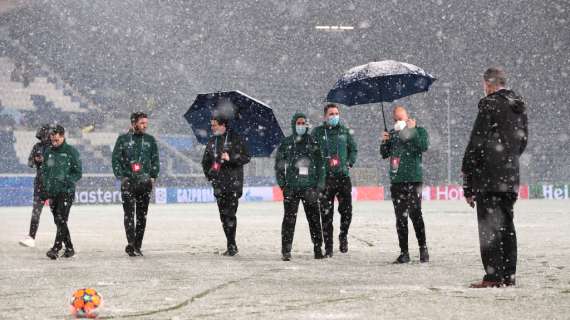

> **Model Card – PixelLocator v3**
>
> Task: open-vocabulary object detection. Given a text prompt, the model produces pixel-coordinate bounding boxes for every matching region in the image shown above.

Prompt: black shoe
[503,276,516,287]
[339,235,348,253]
[324,245,333,258]
[393,252,410,264]
[134,248,144,256]
[281,252,291,261]
[62,248,75,258]
[223,245,238,256]
[420,246,429,263]
[46,249,59,260]
[314,246,324,259]
[125,245,136,257]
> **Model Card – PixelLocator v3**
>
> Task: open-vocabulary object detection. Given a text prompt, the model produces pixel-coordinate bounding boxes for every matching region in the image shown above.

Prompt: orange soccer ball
[70,288,102,318]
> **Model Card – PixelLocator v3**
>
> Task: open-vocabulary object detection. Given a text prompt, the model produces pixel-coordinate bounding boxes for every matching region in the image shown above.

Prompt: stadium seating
[0,58,85,113]
[0,2,567,184]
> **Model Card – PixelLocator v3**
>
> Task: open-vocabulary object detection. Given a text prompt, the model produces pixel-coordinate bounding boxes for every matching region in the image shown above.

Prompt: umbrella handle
[381,103,388,132]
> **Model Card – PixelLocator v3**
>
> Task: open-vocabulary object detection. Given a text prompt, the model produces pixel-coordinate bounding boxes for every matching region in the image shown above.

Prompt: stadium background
[0,0,568,205]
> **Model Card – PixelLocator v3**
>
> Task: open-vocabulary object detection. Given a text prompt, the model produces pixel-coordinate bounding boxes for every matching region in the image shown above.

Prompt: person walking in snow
[275,112,325,261]
[311,104,358,257]
[19,124,51,248]
[112,112,160,257]
[202,115,250,256]
[43,125,82,260]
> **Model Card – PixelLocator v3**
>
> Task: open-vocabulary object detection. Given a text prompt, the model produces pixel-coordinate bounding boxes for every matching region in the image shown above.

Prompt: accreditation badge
[329,154,340,168]
[390,156,401,174]
[131,162,142,173]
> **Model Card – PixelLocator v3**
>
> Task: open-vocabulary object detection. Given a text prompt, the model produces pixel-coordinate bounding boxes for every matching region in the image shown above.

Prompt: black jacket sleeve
[519,112,529,155]
[462,99,494,197]
[28,143,42,168]
[202,139,215,181]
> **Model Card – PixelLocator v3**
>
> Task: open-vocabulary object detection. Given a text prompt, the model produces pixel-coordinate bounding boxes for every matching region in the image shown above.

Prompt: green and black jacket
[311,122,357,177]
[42,140,82,197]
[275,112,326,190]
[380,127,429,184]
[112,131,160,183]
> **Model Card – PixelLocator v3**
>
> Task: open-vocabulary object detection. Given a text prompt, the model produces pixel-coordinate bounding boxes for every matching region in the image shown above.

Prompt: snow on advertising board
[160,186,275,204]
[420,185,530,200]
[0,177,565,207]
[530,184,570,200]
[75,188,124,204]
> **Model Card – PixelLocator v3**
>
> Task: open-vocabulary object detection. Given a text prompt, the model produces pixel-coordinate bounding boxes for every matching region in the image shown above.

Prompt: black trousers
[390,182,427,253]
[49,193,74,251]
[28,187,45,239]
[476,192,517,283]
[281,188,323,254]
[122,181,152,250]
[216,191,240,249]
[320,176,353,251]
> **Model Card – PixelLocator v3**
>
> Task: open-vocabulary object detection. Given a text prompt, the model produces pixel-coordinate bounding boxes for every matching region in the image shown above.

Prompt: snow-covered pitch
[1,200,569,319]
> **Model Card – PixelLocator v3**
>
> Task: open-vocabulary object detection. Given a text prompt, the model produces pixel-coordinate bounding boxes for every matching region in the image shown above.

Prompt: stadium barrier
[1,176,567,206]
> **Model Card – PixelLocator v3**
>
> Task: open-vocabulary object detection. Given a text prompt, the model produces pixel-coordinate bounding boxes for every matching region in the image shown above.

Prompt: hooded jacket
[311,120,357,178]
[28,125,51,190]
[42,140,82,198]
[275,113,326,190]
[462,89,528,197]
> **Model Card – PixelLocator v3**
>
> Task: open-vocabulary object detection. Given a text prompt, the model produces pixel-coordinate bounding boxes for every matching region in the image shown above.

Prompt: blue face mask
[327,115,340,127]
[295,125,307,135]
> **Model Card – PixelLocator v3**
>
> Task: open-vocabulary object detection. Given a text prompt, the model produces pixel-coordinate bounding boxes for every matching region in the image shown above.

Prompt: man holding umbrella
[275,112,325,261]
[381,106,429,264]
[462,67,528,288]
[312,104,358,257]
[202,115,251,256]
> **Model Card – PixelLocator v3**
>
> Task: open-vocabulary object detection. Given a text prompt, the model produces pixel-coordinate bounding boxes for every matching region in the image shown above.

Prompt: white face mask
[394,120,407,131]
[295,125,307,135]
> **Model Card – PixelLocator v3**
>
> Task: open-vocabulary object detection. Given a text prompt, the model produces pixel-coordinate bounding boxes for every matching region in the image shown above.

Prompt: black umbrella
[184,91,284,157]
[326,60,436,131]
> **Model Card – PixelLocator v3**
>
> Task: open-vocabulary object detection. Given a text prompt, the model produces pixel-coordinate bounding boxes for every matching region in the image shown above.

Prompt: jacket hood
[495,89,526,114]
[291,112,307,135]
[35,124,50,141]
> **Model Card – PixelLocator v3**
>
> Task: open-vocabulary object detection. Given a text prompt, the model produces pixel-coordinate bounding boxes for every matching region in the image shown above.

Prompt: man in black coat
[462,67,528,288]
[19,124,51,248]
[202,116,251,256]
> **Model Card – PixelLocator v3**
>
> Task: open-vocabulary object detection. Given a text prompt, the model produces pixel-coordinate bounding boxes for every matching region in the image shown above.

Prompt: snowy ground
[0,200,569,320]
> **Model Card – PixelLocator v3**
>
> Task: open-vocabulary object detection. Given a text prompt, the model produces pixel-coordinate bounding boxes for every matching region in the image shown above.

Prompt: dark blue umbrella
[326,60,436,130]
[184,90,284,157]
